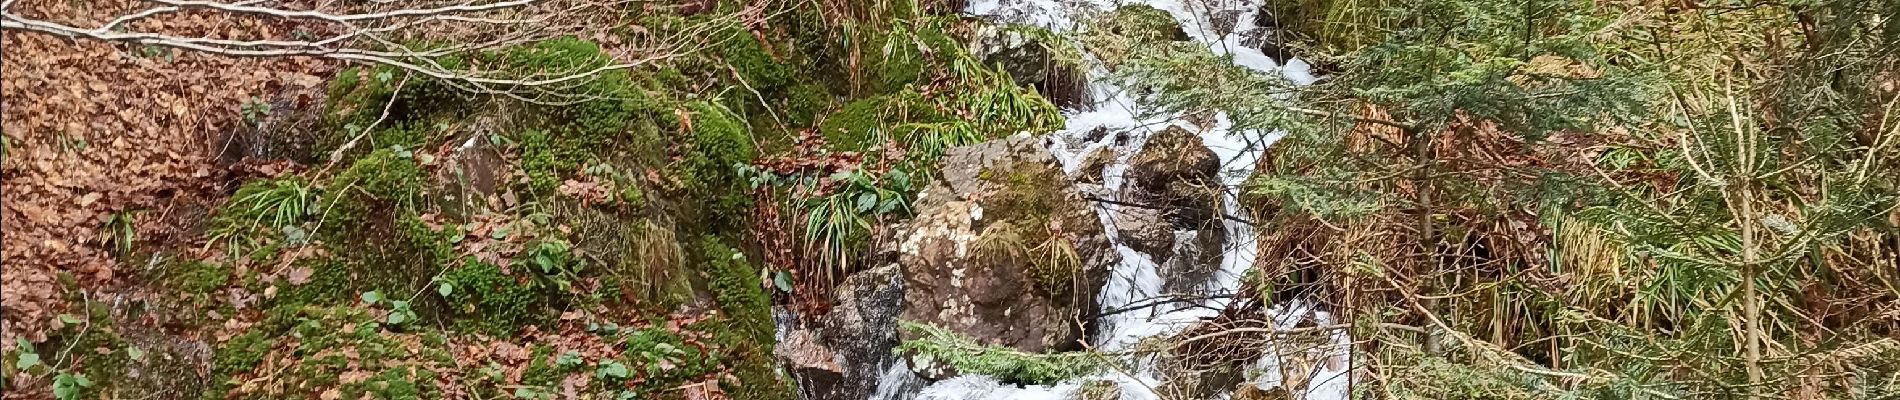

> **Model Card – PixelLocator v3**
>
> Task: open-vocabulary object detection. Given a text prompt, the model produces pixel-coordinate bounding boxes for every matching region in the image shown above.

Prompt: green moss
[520,344,559,386]
[469,37,665,195]
[344,366,430,400]
[702,239,772,345]
[169,260,231,295]
[897,321,1099,385]
[328,149,425,218]
[321,63,470,158]
[31,301,131,399]
[866,20,962,94]
[442,259,558,334]
[680,101,755,225]
[818,89,945,149]
[1102,4,1187,41]
[204,306,451,400]
[617,328,717,392]
[286,207,451,314]
[682,238,794,399]
[977,161,1082,298]
[783,81,833,128]
[718,25,793,90]
[214,332,273,377]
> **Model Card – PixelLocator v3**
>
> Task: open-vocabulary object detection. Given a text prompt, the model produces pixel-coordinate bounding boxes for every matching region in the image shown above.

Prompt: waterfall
[876,1,1351,399]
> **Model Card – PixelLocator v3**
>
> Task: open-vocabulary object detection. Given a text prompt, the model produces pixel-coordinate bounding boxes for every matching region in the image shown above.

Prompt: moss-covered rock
[698,239,794,400]
[680,101,756,226]
[896,136,1117,354]
[818,90,945,149]
[1102,4,1188,41]
[442,259,559,334]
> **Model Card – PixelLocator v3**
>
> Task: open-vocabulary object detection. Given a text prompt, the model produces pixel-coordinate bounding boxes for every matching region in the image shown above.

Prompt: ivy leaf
[889,170,910,190]
[598,361,630,379]
[375,70,394,83]
[856,192,876,212]
[556,351,584,368]
[14,352,40,370]
[52,373,91,400]
[773,270,794,293]
[361,290,383,305]
[387,312,408,325]
[437,282,454,298]
[126,346,145,361]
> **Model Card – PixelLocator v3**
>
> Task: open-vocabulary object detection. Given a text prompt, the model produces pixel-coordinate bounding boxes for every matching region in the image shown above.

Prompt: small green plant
[526,239,581,290]
[11,338,41,372]
[137,44,175,61]
[360,290,418,327]
[13,338,93,400]
[241,96,272,126]
[51,372,91,400]
[208,178,312,250]
[801,168,912,282]
[100,209,137,256]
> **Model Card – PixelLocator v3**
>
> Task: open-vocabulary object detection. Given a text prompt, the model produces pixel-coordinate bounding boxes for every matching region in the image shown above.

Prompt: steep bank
[0,1,1062,398]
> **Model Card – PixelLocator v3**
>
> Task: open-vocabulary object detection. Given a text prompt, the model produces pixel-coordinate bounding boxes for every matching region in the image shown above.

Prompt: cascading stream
[880,1,1352,399]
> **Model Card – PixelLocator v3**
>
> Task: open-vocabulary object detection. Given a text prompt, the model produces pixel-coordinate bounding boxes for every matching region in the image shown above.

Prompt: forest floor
[1,0,334,343]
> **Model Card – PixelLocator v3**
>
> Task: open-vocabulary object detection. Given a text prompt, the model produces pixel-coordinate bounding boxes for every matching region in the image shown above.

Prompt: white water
[884,1,1352,399]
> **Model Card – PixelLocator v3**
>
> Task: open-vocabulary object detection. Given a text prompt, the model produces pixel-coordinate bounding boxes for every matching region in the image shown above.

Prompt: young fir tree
[1110,0,1899,398]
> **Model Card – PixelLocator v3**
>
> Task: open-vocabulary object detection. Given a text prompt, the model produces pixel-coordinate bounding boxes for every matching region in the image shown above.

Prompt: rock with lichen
[890,135,1117,354]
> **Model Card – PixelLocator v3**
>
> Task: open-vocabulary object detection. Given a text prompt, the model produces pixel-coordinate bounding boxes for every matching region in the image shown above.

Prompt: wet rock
[970,23,1090,109]
[434,131,507,218]
[1161,227,1228,294]
[778,263,907,400]
[1239,29,1293,64]
[895,135,1117,354]
[1119,125,1224,262]
[1112,206,1173,261]
[779,328,845,398]
[1075,147,1115,185]
[1105,4,1190,41]
[1210,8,1248,37]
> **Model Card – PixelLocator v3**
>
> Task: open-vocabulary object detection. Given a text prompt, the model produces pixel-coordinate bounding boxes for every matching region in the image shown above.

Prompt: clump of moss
[214,306,446,399]
[782,81,833,128]
[818,89,945,149]
[168,260,232,295]
[866,19,962,94]
[693,238,794,400]
[896,321,1100,385]
[717,24,794,91]
[1081,5,1189,70]
[618,328,718,392]
[212,331,272,379]
[320,63,471,158]
[975,161,1083,298]
[287,177,451,313]
[327,149,426,219]
[491,37,666,195]
[1100,4,1187,41]
[701,239,771,344]
[442,259,560,334]
[680,101,756,224]
[29,301,132,400]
